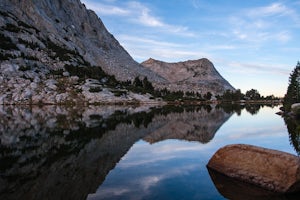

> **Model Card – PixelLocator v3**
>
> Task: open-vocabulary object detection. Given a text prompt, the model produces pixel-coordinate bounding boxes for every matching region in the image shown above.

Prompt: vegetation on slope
[283,62,300,111]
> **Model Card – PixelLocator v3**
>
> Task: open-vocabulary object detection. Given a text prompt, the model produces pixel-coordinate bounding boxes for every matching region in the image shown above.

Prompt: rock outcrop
[0,0,167,104]
[0,0,235,104]
[0,0,165,82]
[207,144,300,194]
[141,58,235,95]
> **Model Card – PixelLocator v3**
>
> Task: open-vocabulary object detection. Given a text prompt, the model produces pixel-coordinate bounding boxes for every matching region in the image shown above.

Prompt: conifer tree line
[284,62,300,111]
[130,76,279,102]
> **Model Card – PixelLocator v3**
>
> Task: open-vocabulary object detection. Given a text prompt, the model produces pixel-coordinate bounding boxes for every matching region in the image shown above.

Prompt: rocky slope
[0,0,235,104]
[0,0,165,82]
[142,58,235,95]
[0,0,166,104]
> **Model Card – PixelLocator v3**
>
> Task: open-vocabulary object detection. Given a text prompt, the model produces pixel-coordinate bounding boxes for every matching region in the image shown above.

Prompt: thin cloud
[228,2,298,44]
[118,34,209,62]
[126,1,164,27]
[82,0,194,36]
[247,2,296,18]
[119,35,183,48]
[83,1,130,16]
[140,9,164,27]
[207,45,236,50]
[191,0,201,9]
[227,61,290,75]
[127,1,195,36]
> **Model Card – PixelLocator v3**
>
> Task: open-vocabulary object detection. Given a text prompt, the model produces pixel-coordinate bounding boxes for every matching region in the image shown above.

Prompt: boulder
[291,103,300,110]
[207,144,300,194]
[291,103,300,116]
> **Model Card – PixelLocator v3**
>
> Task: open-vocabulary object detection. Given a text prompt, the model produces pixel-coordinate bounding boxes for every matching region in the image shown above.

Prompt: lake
[0,104,298,200]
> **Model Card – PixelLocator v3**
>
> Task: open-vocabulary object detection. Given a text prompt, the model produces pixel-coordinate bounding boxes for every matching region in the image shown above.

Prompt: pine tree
[284,62,300,111]
[133,76,143,88]
[245,89,261,100]
[142,77,154,92]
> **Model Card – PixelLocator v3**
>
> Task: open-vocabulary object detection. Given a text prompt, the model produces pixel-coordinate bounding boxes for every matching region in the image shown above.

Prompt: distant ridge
[141,58,235,95]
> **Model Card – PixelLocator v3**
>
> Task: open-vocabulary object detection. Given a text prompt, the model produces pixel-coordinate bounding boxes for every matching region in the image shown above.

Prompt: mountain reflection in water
[0,104,284,200]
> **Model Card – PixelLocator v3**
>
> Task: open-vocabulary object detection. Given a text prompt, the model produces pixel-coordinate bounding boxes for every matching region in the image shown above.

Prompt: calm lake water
[0,104,298,200]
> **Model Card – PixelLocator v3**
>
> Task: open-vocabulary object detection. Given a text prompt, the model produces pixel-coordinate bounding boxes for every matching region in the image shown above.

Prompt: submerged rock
[207,144,300,194]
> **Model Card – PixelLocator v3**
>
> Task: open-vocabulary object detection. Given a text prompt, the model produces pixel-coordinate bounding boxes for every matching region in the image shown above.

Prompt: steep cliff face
[0,0,165,82]
[0,0,169,104]
[142,58,235,95]
[0,0,234,104]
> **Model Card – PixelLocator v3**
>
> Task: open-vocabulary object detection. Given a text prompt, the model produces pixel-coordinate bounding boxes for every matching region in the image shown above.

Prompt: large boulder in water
[207,144,300,194]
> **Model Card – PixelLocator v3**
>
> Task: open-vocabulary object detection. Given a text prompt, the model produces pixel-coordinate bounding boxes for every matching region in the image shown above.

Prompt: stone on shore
[207,144,300,194]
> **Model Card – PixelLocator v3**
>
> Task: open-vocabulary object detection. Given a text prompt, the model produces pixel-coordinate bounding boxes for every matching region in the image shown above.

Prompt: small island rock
[207,144,300,193]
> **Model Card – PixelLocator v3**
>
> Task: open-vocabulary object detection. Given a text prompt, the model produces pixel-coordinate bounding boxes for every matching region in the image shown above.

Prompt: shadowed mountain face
[0,0,165,83]
[141,58,235,95]
[0,0,170,104]
[0,105,232,200]
[0,0,235,104]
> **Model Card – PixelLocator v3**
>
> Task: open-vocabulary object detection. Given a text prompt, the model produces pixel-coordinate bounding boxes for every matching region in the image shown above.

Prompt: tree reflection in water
[284,116,300,155]
[0,103,281,200]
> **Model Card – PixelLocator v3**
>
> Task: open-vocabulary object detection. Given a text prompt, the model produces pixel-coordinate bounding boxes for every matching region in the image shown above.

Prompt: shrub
[4,23,22,33]
[50,69,64,76]
[0,33,18,50]
[89,87,102,93]
[19,65,31,71]
[113,90,127,97]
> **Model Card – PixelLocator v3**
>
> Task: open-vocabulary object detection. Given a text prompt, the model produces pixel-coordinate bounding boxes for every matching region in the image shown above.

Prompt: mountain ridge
[0,0,166,82]
[0,0,235,104]
[141,57,235,95]
[0,0,167,104]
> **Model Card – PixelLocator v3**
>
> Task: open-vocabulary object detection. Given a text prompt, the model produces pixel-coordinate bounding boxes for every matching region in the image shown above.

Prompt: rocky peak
[0,0,166,83]
[141,58,235,95]
[0,0,169,104]
[0,0,235,104]
[143,58,158,65]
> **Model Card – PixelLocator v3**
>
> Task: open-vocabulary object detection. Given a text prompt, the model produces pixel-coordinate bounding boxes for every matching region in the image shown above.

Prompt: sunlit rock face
[207,144,300,194]
[141,58,235,95]
[0,105,232,200]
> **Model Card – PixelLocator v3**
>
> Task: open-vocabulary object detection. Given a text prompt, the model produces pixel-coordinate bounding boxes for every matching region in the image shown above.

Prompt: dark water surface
[0,104,298,200]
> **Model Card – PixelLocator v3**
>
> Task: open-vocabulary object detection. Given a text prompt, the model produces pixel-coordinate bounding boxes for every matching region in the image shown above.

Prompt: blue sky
[81,0,300,97]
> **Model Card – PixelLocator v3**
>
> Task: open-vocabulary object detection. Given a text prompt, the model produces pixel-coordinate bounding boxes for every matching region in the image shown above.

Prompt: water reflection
[217,103,278,116]
[283,116,300,155]
[0,103,282,200]
[207,168,300,200]
[143,106,231,144]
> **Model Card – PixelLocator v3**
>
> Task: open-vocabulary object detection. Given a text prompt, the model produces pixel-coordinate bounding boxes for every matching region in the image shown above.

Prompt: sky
[81,0,300,97]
